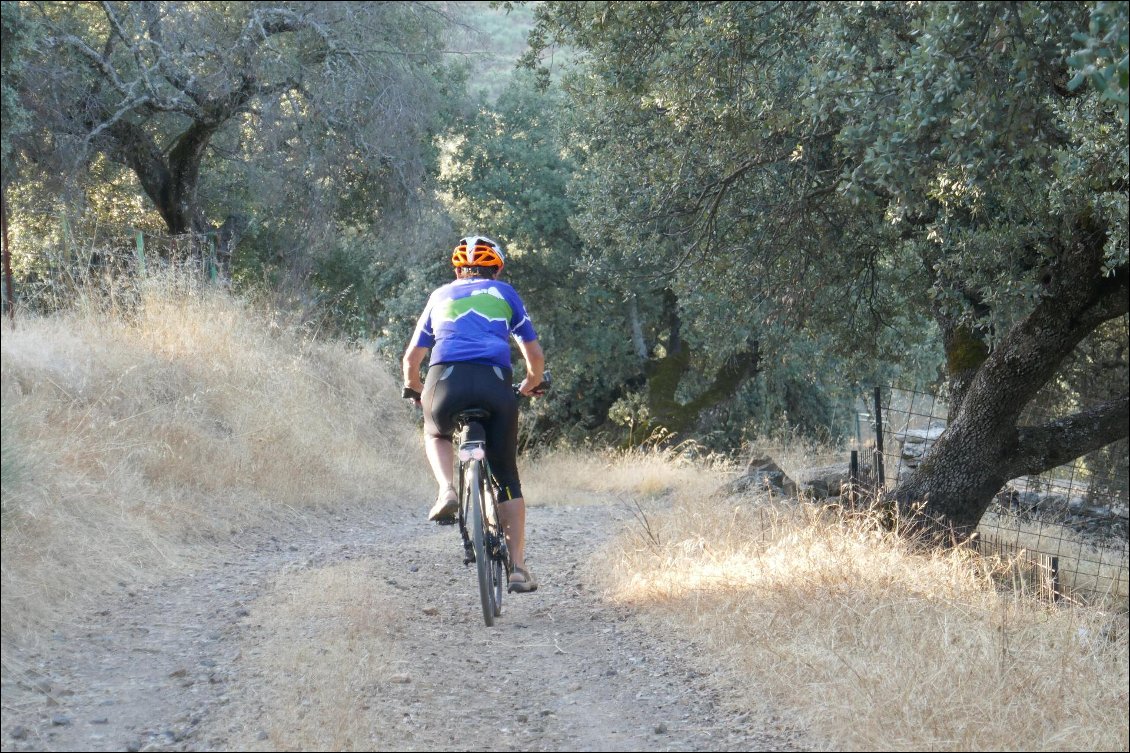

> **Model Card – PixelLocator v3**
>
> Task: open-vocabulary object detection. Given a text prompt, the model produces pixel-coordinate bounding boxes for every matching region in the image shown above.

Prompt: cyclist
[402,235,545,593]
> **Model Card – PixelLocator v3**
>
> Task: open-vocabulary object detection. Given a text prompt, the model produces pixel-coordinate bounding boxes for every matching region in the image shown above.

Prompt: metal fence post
[135,230,146,278]
[873,387,886,489]
[1049,556,1061,603]
[1,188,14,328]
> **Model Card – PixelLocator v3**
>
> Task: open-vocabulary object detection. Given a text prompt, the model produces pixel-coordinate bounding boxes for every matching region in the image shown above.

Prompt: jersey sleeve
[410,295,436,349]
[507,288,538,343]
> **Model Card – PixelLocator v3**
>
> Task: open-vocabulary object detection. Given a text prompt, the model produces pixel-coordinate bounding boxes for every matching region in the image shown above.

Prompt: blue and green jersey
[410,278,538,369]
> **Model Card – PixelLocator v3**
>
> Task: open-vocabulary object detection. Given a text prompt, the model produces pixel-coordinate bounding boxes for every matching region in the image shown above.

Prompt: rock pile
[892,423,946,481]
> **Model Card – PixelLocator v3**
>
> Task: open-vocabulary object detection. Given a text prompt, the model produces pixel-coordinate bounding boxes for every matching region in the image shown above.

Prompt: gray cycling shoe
[508,565,538,593]
[428,485,458,524]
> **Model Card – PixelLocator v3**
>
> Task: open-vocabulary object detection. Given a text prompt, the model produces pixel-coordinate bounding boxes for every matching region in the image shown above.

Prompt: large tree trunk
[890,394,1128,541]
[889,215,1130,542]
[109,120,216,236]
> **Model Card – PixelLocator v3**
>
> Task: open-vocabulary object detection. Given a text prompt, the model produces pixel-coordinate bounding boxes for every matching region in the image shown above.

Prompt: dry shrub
[585,473,1129,751]
[0,270,429,641]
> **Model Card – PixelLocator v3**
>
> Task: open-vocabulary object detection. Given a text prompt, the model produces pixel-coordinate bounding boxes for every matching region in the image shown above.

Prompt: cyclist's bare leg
[498,496,528,571]
[424,436,458,521]
[424,435,455,492]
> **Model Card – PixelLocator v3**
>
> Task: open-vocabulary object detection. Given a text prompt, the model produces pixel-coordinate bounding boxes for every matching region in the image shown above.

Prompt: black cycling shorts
[422,362,523,501]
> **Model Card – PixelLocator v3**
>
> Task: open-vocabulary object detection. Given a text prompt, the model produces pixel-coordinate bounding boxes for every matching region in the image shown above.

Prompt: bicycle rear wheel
[484,483,505,617]
[467,462,497,626]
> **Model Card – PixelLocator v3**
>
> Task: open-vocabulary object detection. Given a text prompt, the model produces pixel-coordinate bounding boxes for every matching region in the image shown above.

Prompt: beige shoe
[508,565,538,593]
[428,485,458,523]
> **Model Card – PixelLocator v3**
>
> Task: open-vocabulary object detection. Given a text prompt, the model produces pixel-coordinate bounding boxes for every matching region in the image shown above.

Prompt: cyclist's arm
[402,345,429,397]
[516,339,544,396]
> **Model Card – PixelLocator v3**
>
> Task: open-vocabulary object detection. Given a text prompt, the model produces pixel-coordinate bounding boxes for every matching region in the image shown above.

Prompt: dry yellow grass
[0,271,430,642]
[523,444,727,507]
[549,451,1130,752]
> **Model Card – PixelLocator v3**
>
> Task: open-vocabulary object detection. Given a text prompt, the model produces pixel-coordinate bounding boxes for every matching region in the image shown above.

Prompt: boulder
[720,456,798,498]
[795,463,853,499]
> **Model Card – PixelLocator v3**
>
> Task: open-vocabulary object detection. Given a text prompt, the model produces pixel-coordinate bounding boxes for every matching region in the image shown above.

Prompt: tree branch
[685,339,761,415]
[627,293,649,361]
[1010,395,1130,477]
[99,1,203,116]
[966,220,1128,419]
[235,7,334,65]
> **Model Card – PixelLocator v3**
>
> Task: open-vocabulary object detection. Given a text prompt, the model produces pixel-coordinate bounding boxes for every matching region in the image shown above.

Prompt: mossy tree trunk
[889,216,1129,542]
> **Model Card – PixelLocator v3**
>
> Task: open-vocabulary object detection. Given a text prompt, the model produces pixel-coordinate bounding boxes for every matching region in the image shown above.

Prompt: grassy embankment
[2,278,1126,750]
[556,446,1129,751]
[0,272,429,644]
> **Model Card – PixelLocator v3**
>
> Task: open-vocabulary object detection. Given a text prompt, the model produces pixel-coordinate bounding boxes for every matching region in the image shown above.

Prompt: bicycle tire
[493,558,505,616]
[484,483,505,617]
[468,462,496,626]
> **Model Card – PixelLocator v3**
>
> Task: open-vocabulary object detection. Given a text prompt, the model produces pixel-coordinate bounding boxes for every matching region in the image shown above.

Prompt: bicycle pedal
[434,516,457,526]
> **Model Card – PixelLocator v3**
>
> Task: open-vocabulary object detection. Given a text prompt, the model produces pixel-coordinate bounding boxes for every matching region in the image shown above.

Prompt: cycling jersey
[410,278,537,370]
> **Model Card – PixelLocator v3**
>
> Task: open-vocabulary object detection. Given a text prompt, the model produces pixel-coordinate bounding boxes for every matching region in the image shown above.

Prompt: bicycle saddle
[455,407,491,423]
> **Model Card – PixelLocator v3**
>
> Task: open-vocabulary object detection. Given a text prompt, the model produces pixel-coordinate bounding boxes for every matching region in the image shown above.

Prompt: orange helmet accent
[452,235,505,269]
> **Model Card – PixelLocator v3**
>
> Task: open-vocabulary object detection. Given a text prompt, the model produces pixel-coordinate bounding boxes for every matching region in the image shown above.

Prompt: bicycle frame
[454,413,511,626]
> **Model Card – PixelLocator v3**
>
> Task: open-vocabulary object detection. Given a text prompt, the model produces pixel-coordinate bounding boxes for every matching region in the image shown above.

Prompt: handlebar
[516,369,551,398]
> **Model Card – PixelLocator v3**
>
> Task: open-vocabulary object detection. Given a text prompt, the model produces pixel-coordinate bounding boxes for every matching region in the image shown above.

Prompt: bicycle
[451,404,509,626]
[405,373,549,627]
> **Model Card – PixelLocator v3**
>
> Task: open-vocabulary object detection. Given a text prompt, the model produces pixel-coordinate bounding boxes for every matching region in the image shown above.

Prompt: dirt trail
[1,501,805,752]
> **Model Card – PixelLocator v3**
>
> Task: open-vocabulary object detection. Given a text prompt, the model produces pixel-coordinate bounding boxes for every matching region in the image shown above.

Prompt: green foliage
[459,2,543,103]
[1067,0,1130,122]
[513,2,941,443]
[0,1,35,181]
[441,70,646,443]
[522,1,1126,451]
[6,1,475,348]
[8,0,1124,471]
[9,2,466,273]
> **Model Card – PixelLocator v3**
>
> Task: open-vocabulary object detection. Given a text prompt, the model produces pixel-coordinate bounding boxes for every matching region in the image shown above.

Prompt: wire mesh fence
[852,385,1129,605]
